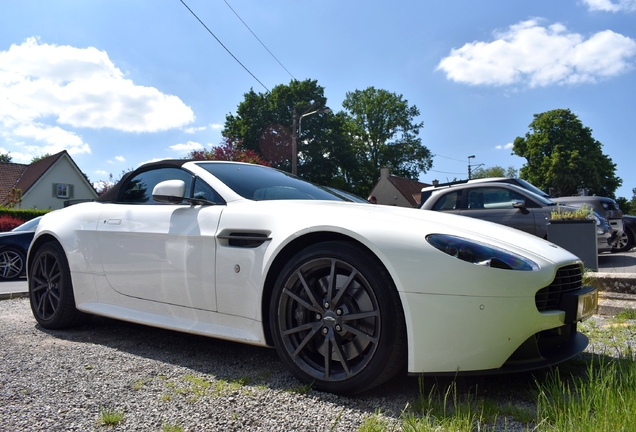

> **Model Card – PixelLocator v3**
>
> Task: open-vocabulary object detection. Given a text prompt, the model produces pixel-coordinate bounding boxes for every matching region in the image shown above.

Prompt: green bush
[0,208,51,232]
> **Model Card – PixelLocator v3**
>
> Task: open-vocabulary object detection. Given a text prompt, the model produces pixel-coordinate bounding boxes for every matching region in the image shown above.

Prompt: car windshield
[196,163,345,202]
[515,179,550,198]
[11,217,41,232]
[507,184,556,206]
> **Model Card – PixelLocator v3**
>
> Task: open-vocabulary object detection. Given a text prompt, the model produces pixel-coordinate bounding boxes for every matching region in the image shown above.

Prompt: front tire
[0,247,25,280]
[270,241,406,394]
[29,242,90,329]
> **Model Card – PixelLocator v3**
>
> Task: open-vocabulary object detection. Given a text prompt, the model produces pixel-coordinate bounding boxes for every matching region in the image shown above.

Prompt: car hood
[222,200,580,267]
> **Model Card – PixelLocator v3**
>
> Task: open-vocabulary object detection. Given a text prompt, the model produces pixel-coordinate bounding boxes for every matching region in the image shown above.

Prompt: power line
[428,169,466,175]
[223,0,295,80]
[433,153,466,163]
[178,0,269,92]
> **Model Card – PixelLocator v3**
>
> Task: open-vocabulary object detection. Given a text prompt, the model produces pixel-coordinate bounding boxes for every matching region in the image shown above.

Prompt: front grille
[535,264,583,312]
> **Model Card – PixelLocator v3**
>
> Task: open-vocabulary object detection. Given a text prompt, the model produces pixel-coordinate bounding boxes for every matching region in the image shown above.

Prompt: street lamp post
[291,105,331,175]
[467,155,475,179]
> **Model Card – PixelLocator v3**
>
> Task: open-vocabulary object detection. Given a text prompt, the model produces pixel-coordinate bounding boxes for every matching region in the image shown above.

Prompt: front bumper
[401,286,597,374]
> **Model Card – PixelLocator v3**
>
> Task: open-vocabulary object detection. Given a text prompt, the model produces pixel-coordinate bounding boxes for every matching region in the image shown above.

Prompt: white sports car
[27,160,598,394]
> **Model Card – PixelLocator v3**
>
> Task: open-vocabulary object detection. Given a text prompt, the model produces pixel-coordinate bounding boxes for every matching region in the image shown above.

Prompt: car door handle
[106,219,122,225]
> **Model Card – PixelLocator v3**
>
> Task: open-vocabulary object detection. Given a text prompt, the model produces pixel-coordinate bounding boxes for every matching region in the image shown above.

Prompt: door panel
[459,187,539,236]
[97,204,222,311]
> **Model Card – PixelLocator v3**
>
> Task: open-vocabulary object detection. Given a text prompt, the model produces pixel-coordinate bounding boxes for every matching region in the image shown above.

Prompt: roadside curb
[0,292,28,301]
[590,272,636,316]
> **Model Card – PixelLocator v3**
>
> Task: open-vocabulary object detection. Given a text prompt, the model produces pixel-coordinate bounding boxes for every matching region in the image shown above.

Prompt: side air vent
[535,264,584,312]
[217,232,271,248]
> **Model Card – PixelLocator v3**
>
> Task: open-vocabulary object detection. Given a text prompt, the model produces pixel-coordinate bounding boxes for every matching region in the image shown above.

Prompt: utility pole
[291,106,298,176]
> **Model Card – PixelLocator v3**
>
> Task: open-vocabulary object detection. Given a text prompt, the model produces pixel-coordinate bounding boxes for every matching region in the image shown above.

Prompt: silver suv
[420,182,615,253]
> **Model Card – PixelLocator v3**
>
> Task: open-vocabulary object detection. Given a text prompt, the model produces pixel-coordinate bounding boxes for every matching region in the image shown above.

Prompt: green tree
[0,153,11,163]
[616,188,636,215]
[223,79,358,192]
[31,153,52,163]
[341,87,432,193]
[470,165,518,179]
[512,109,621,198]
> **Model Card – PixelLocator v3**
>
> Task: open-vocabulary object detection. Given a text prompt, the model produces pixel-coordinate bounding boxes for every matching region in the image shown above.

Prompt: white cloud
[210,123,223,130]
[582,0,636,12]
[437,19,636,87]
[169,141,203,153]
[115,155,125,162]
[0,37,195,158]
[184,126,207,134]
[496,143,514,150]
[94,170,109,175]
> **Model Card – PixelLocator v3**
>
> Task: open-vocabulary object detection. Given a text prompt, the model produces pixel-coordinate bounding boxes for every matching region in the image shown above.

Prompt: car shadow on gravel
[32,313,591,420]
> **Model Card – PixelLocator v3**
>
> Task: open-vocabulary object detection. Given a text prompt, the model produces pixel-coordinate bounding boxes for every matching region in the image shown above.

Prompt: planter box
[547,219,598,271]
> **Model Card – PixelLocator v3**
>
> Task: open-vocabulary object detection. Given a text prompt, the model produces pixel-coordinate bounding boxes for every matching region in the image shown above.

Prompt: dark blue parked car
[0,217,41,280]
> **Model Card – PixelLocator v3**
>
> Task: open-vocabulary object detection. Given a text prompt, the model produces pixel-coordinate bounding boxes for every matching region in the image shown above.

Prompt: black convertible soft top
[96,159,193,203]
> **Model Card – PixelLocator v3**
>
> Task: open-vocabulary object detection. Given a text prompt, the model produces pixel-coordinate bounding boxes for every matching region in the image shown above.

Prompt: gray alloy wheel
[611,230,634,253]
[0,247,25,280]
[270,241,406,394]
[29,242,90,329]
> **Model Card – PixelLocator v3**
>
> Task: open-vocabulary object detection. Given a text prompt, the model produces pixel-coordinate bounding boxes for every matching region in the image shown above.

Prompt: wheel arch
[260,231,403,347]
[27,234,60,275]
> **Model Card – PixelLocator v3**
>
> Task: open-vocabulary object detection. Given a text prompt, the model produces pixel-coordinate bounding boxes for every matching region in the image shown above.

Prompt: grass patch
[162,423,184,432]
[535,354,636,431]
[359,411,392,432]
[384,315,636,431]
[98,407,124,426]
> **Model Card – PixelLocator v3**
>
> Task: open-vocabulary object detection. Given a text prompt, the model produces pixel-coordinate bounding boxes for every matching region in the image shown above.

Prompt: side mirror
[512,199,526,209]
[152,180,186,204]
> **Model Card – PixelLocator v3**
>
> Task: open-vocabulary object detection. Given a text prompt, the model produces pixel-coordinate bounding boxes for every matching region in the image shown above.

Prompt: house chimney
[432,179,439,187]
[380,167,389,179]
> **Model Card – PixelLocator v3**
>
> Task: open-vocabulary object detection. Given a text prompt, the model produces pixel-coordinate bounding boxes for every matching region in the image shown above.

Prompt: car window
[193,177,224,204]
[432,191,460,210]
[470,187,526,210]
[118,168,193,204]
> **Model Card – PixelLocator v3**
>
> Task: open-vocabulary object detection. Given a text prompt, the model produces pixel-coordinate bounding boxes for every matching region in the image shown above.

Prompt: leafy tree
[5,188,22,209]
[187,138,271,166]
[31,153,51,163]
[223,79,358,191]
[0,153,11,163]
[512,109,621,198]
[341,87,432,193]
[471,165,519,179]
[616,188,636,215]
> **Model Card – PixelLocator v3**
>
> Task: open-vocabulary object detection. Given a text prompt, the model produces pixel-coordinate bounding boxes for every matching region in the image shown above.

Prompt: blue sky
[1,0,635,198]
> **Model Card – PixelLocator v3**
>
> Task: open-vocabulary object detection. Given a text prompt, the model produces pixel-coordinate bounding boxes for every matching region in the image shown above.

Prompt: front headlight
[426,234,539,271]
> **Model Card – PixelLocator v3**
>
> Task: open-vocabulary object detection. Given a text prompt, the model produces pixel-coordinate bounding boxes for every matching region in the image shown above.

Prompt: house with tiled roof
[369,167,431,208]
[0,151,98,209]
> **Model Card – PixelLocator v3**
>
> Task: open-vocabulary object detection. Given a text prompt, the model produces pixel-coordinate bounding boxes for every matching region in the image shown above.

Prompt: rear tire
[29,242,90,329]
[270,241,407,394]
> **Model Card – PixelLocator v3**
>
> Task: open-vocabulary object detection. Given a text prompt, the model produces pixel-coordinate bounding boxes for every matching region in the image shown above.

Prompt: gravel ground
[0,297,626,432]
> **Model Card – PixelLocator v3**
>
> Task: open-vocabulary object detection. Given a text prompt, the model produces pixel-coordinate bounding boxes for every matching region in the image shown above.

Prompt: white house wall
[22,156,97,210]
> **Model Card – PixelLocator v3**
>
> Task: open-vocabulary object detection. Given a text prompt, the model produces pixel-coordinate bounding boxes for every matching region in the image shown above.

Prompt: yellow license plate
[577,289,598,321]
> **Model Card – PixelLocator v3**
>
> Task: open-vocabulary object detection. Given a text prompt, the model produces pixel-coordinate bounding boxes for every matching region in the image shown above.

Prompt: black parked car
[0,217,41,280]
[551,196,632,253]
[613,215,635,252]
